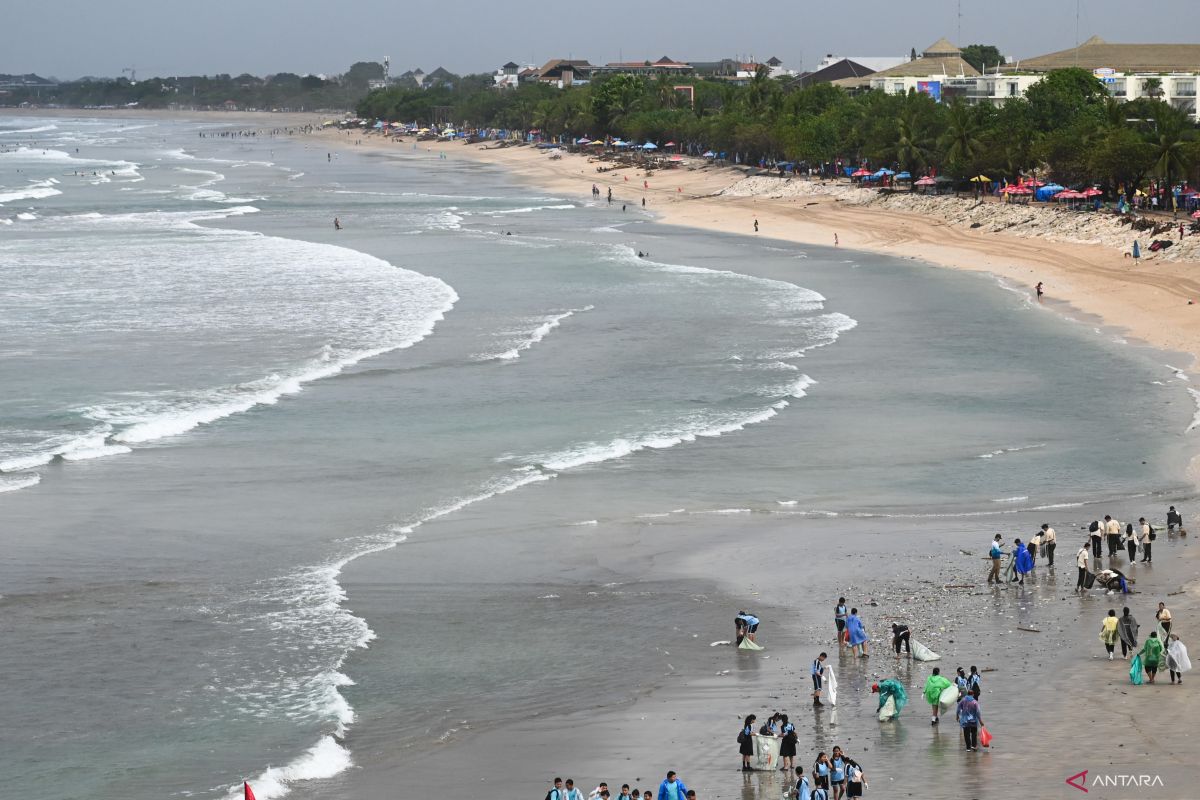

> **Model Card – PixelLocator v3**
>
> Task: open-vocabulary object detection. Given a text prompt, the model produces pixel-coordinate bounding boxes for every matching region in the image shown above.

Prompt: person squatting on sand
[734,611,759,645]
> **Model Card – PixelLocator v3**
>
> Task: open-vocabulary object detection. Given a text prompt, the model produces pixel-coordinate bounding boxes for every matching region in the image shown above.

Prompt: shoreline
[318,129,1200,374]
[290,130,1200,799]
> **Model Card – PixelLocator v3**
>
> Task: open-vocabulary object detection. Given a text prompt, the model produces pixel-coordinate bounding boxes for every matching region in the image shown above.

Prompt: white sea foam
[480,305,594,361]
[1186,388,1200,433]
[524,377,815,472]
[227,736,352,800]
[0,178,63,205]
[482,203,577,215]
[15,212,36,220]
[0,124,59,135]
[978,443,1046,459]
[0,474,41,493]
[991,496,1030,503]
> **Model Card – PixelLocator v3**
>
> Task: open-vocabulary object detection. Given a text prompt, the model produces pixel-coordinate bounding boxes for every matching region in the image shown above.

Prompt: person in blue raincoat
[845,608,870,658]
[1014,538,1034,585]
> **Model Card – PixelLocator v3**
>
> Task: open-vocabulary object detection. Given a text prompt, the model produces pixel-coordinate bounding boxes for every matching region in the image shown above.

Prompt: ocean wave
[0,124,59,135]
[521,376,815,472]
[978,443,1046,459]
[478,305,594,361]
[1186,388,1200,433]
[227,736,352,800]
[0,474,41,493]
[0,178,63,205]
[480,203,577,216]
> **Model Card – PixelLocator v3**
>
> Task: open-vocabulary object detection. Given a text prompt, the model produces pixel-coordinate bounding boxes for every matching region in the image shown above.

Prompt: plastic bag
[1130,654,1144,685]
[979,725,993,747]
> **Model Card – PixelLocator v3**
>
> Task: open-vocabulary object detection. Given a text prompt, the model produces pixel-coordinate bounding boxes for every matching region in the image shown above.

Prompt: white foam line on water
[481,305,594,361]
[524,376,816,472]
[0,474,41,493]
[0,124,59,135]
[1186,388,1200,433]
[977,443,1046,459]
[0,178,63,205]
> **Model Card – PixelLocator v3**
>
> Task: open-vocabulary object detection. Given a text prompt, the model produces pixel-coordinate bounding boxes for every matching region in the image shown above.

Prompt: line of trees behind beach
[358,68,1200,195]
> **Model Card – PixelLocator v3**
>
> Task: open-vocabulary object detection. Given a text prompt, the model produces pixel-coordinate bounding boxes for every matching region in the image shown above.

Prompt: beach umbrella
[895,172,912,180]
[1192,210,1200,219]
[1133,241,1141,259]
[577,137,591,145]
[664,141,676,147]
[851,168,871,177]
[703,150,716,158]
[914,176,936,186]
[878,168,896,176]
[969,175,991,182]
[1082,187,1103,197]
[642,142,658,150]
[591,140,606,146]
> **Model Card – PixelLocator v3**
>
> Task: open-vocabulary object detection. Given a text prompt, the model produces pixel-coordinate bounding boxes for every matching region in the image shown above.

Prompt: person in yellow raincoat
[1100,610,1120,660]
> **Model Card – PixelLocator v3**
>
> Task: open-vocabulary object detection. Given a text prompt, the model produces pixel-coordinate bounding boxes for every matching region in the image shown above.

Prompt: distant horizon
[6,0,1199,83]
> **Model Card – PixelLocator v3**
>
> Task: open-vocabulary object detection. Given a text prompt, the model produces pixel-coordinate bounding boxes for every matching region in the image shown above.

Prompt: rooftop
[1009,36,1200,73]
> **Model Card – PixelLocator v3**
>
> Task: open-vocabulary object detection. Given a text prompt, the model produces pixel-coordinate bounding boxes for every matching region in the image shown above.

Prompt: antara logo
[1065,770,1166,792]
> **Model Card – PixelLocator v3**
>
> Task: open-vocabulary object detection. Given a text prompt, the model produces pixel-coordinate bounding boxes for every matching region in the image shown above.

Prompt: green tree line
[359,67,1200,194]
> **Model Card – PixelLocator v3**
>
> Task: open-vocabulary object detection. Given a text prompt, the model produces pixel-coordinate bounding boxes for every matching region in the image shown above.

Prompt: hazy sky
[5,0,1198,80]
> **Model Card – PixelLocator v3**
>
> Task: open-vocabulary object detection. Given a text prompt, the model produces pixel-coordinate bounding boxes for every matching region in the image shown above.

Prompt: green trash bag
[1130,654,1144,685]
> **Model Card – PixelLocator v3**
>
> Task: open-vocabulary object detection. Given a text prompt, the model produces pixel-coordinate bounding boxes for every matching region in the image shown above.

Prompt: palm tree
[1148,104,1191,190]
[1142,77,1164,99]
[938,100,983,192]
[891,110,931,187]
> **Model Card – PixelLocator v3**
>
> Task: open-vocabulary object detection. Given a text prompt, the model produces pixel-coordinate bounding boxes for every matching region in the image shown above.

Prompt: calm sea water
[1,116,1194,800]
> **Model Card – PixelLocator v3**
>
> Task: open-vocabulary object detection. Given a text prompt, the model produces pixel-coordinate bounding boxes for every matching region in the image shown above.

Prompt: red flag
[244,781,257,800]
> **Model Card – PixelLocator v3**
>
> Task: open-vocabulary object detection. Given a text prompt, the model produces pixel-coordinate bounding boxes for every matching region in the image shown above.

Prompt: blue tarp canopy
[1036,184,1065,201]
[895,171,912,179]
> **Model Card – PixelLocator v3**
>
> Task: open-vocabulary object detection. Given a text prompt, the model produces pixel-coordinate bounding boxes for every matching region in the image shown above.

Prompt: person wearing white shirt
[1041,524,1057,566]
[1140,518,1154,563]
[1104,515,1121,557]
[1076,543,1090,591]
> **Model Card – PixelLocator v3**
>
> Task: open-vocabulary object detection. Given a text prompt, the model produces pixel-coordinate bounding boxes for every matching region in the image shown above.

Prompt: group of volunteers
[1099,602,1192,684]
[920,667,988,750]
[543,773,696,800]
[737,713,868,800]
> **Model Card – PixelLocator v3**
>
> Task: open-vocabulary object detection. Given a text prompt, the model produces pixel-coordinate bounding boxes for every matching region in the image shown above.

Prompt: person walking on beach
[1167,633,1191,684]
[844,759,866,799]
[1156,602,1172,638]
[1140,518,1154,563]
[738,714,757,770]
[1088,521,1103,559]
[1041,524,1057,566]
[812,653,828,706]
[548,778,565,800]
[813,753,832,796]
[793,767,812,800]
[968,666,981,689]
[1105,515,1121,558]
[333,217,341,230]
[1013,538,1033,585]
[891,623,911,658]
[924,668,953,725]
[656,771,688,800]
[834,233,839,246]
[1076,540,1091,591]
[1118,607,1140,659]
[564,779,585,800]
[1139,632,1164,684]
[845,609,869,657]
[1036,281,1044,299]
[754,219,759,233]
[834,598,848,645]
[829,747,847,800]
[987,535,1005,584]
[1101,609,1120,660]
[956,687,984,751]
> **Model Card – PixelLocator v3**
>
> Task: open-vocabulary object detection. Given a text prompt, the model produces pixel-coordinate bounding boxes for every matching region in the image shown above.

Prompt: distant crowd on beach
[544,772,696,800]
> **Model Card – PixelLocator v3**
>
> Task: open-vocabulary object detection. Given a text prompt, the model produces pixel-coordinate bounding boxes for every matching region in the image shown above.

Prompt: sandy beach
[287,128,1200,800]
[316,129,1200,374]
